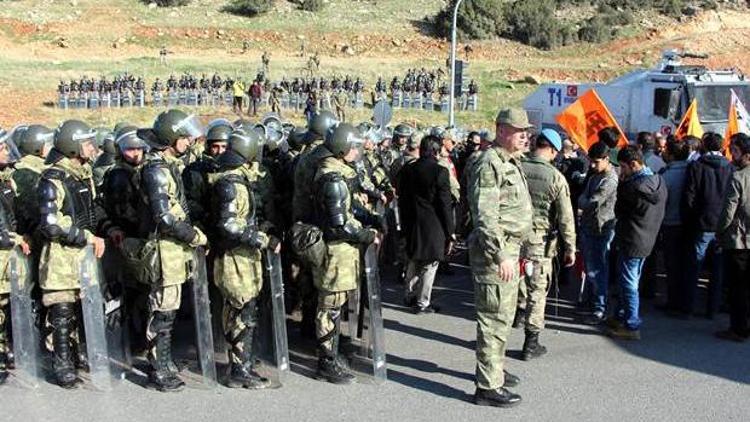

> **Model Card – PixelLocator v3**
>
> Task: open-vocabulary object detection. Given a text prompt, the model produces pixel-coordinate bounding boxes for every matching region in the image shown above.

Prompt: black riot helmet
[307,110,338,142]
[19,124,54,157]
[393,122,414,139]
[46,119,98,164]
[324,123,362,158]
[286,127,307,152]
[218,129,262,168]
[151,109,204,150]
[205,123,233,145]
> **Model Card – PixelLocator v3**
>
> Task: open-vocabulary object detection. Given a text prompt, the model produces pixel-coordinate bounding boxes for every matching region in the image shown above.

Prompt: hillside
[0,0,749,129]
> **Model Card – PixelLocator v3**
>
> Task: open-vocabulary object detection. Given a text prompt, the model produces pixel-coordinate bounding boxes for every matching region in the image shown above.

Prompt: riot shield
[8,249,40,388]
[168,91,178,107]
[190,249,217,388]
[79,246,113,391]
[58,94,68,109]
[264,251,289,376]
[361,244,387,383]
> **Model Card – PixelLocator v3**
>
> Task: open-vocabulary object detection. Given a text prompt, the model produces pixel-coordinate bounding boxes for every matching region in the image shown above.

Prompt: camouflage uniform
[468,145,532,390]
[211,160,277,388]
[292,140,333,334]
[519,156,576,334]
[37,156,100,386]
[313,156,377,364]
[139,153,207,385]
[182,153,220,231]
[0,166,21,377]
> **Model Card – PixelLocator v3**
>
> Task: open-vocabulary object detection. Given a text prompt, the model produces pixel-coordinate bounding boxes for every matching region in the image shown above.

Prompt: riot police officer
[37,120,105,388]
[183,122,230,230]
[312,123,379,384]
[140,109,208,391]
[212,130,279,389]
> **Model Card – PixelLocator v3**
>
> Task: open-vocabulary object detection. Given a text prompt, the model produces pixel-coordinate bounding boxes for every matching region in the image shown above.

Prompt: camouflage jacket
[11,154,46,236]
[521,155,576,257]
[468,146,532,277]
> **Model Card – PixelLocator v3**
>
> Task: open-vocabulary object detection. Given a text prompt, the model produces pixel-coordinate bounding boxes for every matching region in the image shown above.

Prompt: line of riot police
[0,108,425,391]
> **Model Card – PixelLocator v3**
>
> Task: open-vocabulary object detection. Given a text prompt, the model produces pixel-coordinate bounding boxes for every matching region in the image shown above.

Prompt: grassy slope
[0,0,747,129]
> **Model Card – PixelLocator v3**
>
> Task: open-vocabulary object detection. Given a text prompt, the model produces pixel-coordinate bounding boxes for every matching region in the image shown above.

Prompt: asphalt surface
[1,263,749,422]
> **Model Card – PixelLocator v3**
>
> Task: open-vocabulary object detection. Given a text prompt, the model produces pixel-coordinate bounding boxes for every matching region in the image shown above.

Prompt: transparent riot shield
[190,249,217,388]
[58,94,68,109]
[264,251,289,377]
[79,246,113,391]
[8,249,40,389]
[360,244,387,383]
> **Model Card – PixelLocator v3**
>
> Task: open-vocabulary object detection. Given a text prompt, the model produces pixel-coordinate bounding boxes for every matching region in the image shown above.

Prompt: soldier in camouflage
[468,108,533,407]
[139,109,208,392]
[211,129,279,389]
[98,127,152,352]
[37,120,105,388]
[0,129,31,384]
[518,129,576,361]
[183,122,230,231]
[313,123,379,384]
[292,111,338,337]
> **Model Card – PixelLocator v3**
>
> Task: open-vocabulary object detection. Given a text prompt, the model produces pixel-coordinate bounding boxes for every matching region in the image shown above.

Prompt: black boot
[226,302,271,390]
[474,387,522,407]
[512,308,525,329]
[49,303,79,388]
[147,311,184,392]
[0,349,8,384]
[316,330,355,384]
[521,331,547,361]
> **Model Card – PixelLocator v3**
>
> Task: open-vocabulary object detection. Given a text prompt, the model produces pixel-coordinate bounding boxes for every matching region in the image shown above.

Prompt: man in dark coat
[681,132,734,318]
[609,146,667,340]
[398,135,455,314]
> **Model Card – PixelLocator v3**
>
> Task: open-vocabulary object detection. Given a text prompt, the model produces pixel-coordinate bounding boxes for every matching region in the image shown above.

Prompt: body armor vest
[43,168,96,232]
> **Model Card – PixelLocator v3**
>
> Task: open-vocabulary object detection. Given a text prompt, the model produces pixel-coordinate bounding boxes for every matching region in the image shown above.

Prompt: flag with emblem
[555,89,627,152]
[674,98,704,140]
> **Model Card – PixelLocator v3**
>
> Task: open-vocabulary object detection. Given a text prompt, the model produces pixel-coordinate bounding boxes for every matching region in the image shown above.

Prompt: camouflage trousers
[473,254,521,390]
[316,290,349,355]
[222,297,259,365]
[145,284,182,352]
[517,256,553,333]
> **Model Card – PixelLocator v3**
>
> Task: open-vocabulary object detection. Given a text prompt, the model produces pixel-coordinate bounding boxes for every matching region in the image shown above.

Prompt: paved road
[2,264,748,422]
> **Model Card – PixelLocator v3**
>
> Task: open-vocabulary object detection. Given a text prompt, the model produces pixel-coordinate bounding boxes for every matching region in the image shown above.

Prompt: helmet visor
[173,114,204,140]
[0,129,22,162]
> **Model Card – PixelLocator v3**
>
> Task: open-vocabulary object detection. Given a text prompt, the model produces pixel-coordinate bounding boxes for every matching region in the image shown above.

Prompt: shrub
[300,0,325,12]
[224,0,274,17]
[144,0,191,6]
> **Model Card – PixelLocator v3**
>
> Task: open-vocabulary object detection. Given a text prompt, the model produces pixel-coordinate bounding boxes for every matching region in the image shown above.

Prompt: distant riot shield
[77,94,88,109]
[101,92,111,108]
[168,90,178,106]
[469,94,478,111]
[440,96,449,113]
[412,94,422,110]
[290,93,298,110]
[79,246,113,391]
[401,94,410,109]
[212,91,221,107]
[424,96,434,111]
[361,244,387,383]
[190,249,217,388]
[281,93,290,109]
[58,94,68,109]
[8,249,40,388]
[187,90,198,107]
[264,251,289,377]
[178,90,187,106]
[111,92,121,108]
[354,93,364,109]
[136,90,145,107]
[122,93,132,108]
[224,92,233,107]
[152,91,162,107]
[88,92,99,109]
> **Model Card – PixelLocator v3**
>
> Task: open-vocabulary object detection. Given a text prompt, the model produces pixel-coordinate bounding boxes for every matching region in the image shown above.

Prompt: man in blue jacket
[609,146,667,340]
